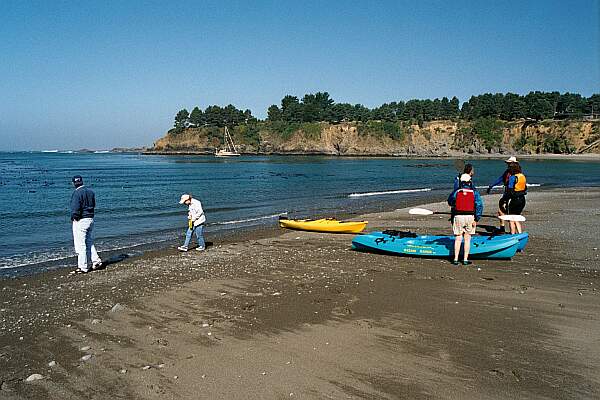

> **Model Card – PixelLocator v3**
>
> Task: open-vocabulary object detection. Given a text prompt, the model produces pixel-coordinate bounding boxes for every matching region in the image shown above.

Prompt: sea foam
[348,188,432,198]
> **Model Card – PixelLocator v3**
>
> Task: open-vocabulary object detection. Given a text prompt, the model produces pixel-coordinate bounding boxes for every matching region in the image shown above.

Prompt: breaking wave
[348,188,432,198]
[214,213,287,225]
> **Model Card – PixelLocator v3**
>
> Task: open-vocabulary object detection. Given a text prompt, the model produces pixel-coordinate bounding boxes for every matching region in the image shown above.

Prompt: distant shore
[1,188,599,399]
[143,150,600,161]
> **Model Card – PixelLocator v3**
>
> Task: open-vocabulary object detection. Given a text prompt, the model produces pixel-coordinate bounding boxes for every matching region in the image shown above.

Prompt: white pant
[72,218,101,272]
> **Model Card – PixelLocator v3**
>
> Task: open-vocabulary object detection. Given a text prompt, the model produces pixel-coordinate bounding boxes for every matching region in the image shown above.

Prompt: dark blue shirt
[70,186,95,221]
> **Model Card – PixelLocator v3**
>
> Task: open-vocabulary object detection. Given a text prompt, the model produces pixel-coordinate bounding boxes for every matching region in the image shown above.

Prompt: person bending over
[178,193,206,252]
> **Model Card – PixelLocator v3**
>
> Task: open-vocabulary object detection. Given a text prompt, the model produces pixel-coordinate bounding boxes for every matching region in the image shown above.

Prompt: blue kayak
[352,231,527,260]
[512,232,529,252]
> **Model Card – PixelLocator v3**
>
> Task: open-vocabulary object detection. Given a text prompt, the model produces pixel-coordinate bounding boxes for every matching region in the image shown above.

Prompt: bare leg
[453,235,462,262]
[515,221,522,233]
[463,233,471,261]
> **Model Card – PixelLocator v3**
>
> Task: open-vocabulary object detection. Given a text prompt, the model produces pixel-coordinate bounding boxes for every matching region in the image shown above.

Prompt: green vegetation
[265,121,302,140]
[300,122,323,140]
[453,118,504,151]
[357,121,404,141]
[542,136,573,154]
[461,92,600,120]
[471,118,504,150]
[266,92,460,124]
[265,121,323,140]
[514,132,574,154]
[233,123,261,147]
[172,104,255,131]
[172,91,598,132]
[165,91,599,153]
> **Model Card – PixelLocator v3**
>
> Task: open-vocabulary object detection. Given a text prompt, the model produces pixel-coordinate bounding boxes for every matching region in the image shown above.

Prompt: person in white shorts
[448,174,483,266]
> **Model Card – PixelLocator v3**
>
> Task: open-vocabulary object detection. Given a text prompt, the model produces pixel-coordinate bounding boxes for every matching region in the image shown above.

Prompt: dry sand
[1,188,599,399]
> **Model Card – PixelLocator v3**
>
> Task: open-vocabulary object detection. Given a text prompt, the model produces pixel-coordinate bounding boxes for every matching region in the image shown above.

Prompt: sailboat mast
[225,127,237,153]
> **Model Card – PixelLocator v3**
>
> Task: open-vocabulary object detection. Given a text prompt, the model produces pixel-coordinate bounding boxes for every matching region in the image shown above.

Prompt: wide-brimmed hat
[179,194,191,204]
[504,156,518,163]
[460,173,472,182]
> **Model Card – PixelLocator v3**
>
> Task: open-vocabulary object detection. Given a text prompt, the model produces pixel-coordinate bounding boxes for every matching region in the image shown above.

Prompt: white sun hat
[179,194,191,204]
[460,173,472,182]
[505,156,518,163]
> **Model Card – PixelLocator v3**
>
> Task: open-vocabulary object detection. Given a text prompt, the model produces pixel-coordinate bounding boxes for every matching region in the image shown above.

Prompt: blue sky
[0,0,598,150]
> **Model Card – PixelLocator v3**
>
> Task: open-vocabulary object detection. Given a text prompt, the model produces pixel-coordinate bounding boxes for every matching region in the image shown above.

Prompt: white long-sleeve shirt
[188,198,206,226]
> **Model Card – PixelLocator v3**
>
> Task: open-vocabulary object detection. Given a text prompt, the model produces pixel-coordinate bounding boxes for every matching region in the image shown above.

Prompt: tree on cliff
[174,91,599,134]
[267,105,282,121]
[281,95,303,122]
[174,109,190,129]
[189,107,204,126]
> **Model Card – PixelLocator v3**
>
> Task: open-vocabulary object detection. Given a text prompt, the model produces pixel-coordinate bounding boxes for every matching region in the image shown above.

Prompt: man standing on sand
[70,175,102,274]
[448,173,483,266]
[178,193,206,252]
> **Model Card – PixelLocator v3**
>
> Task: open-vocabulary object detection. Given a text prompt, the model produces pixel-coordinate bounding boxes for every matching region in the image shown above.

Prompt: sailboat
[215,127,241,157]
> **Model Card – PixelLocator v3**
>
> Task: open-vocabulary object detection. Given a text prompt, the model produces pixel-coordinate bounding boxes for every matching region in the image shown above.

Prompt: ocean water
[1,152,599,275]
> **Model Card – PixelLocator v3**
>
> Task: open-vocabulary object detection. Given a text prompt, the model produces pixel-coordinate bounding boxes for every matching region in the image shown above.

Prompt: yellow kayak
[279,217,368,233]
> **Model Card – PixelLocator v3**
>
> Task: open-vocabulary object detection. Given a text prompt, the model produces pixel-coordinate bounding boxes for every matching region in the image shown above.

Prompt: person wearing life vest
[505,163,527,234]
[449,163,475,224]
[486,156,518,233]
[448,173,483,266]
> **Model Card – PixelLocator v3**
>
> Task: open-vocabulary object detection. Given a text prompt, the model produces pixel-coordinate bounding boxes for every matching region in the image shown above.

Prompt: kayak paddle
[453,159,465,173]
[408,207,526,222]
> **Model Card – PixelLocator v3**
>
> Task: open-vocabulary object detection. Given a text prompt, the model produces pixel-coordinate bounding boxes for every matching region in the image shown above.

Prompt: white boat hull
[215,150,241,157]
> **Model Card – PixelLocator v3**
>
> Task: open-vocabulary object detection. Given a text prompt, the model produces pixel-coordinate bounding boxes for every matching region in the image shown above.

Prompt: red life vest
[455,188,475,213]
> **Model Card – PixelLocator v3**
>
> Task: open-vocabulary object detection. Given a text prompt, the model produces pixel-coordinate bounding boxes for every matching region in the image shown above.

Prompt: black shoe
[451,260,460,265]
[462,260,472,266]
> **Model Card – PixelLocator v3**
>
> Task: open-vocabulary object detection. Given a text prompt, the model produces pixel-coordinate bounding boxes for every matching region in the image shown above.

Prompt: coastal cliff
[150,119,600,156]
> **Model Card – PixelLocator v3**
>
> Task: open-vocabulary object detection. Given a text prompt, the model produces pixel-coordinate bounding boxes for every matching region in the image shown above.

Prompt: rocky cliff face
[150,120,600,155]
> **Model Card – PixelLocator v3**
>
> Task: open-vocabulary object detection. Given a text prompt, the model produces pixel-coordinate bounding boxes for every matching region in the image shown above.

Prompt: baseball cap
[72,175,83,185]
[179,194,191,204]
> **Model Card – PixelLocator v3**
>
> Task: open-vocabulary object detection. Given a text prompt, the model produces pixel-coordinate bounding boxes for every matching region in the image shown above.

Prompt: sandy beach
[1,188,599,399]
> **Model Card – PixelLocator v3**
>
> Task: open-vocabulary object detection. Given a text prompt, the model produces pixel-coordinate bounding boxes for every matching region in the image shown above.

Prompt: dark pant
[507,195,526,215]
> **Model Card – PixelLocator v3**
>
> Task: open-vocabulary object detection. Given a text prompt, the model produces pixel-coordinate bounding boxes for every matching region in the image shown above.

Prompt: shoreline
[5,176,600,280]
[1,188,599,399]
[2,178,599,281]
[0,193,450,280]
[142,151,600,161]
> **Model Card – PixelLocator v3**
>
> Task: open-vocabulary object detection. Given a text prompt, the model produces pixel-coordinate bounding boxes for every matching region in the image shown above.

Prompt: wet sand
[1,188,599,399]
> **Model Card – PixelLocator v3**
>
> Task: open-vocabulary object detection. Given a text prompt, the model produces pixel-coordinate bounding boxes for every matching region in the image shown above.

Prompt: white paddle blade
[498,214,526,222]
[409,208,434,216]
